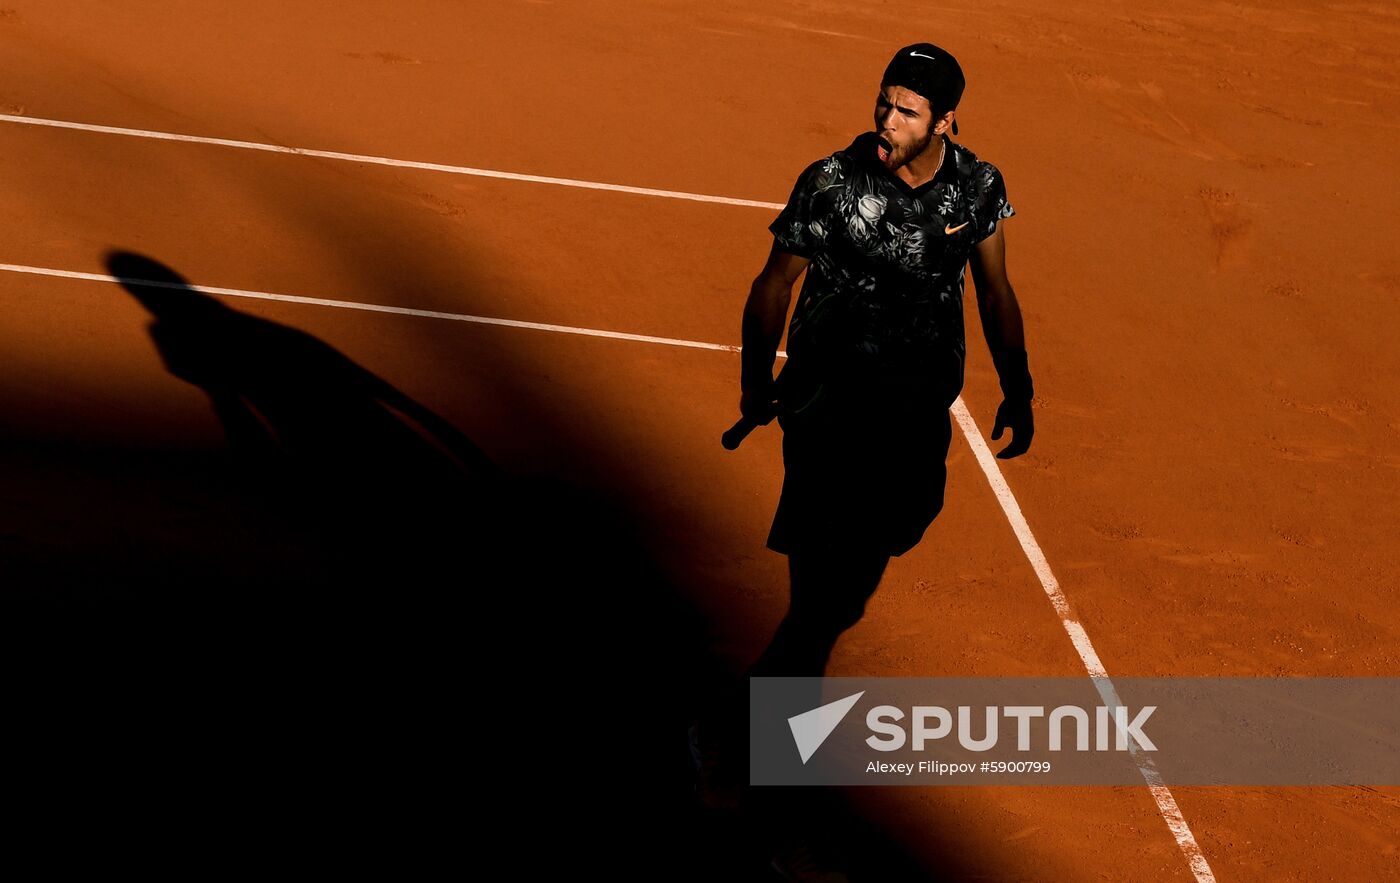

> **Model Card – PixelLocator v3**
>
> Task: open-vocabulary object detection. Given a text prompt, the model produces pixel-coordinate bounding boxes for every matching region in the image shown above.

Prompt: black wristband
[741,351,777,393]
[991,347,1034,402]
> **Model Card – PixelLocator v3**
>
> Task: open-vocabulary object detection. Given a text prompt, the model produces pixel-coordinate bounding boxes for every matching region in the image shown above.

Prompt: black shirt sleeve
[969,160,1016,245]
[767,157,832,258]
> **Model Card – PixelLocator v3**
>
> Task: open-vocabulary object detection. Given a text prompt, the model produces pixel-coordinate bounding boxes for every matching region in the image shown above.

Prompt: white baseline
[0,113,784,211]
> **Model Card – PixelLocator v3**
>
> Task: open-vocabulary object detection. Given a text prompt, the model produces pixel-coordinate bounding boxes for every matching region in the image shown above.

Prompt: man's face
[873,85,945,169]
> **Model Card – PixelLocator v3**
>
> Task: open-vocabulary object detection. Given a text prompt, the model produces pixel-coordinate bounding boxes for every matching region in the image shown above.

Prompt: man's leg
[747,544,892,679]
[692,544,891,789]
[698,543,891,732]
[740,544,891,876]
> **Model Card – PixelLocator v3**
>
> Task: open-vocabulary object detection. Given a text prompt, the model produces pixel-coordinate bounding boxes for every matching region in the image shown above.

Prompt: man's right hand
[739,385,780,426]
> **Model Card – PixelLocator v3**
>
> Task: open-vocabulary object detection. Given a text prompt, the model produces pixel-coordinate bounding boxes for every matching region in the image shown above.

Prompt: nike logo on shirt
[944,221,970,234]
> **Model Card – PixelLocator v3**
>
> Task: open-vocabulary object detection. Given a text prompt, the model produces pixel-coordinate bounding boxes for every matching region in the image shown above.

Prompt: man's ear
[933,110,955,135]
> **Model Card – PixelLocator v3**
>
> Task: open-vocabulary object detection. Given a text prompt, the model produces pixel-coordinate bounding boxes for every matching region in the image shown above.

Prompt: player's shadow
[106,249,508,596]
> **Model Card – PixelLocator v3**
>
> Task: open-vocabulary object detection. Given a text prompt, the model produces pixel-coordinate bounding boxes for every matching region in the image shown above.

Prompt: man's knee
[788,545,891,628]
[790,545,890,585]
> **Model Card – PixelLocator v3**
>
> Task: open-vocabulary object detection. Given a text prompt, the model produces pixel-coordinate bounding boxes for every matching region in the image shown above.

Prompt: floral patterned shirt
[769,130,1016,407]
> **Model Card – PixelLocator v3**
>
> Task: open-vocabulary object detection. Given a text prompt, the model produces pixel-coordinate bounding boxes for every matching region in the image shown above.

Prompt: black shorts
[765,371,954,559]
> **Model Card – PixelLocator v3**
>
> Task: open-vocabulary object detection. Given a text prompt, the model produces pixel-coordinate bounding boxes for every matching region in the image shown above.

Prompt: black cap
[881,43,965,135]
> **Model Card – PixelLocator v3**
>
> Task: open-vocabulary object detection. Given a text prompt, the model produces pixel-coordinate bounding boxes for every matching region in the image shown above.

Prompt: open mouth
[876,136,892,162]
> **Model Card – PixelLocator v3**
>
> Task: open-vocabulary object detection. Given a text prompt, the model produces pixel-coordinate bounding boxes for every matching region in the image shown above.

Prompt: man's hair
[881,43,965,134]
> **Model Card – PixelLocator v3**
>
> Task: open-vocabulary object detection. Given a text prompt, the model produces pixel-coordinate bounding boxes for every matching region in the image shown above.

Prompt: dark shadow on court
[104,249,508,595]
[70,252,790,878]
[0,251,976,880]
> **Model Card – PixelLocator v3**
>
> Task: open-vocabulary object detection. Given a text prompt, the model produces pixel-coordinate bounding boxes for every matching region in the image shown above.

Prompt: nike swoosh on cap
[909,51,936,59]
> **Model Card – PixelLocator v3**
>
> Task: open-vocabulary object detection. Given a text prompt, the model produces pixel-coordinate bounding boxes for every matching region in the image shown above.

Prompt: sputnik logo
[788,691,864,764]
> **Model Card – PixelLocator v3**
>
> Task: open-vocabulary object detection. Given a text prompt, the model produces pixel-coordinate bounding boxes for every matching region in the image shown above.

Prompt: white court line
[0,113,786,211]
[1,110,1215,879]
[951,400,1217,883]
[0,262,762,356]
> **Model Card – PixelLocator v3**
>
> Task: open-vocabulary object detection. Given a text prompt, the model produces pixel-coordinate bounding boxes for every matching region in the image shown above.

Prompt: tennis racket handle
[722,416,759,450]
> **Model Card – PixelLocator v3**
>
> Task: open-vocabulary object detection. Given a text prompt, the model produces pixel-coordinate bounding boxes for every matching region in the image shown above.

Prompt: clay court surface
[2,1,1398,879]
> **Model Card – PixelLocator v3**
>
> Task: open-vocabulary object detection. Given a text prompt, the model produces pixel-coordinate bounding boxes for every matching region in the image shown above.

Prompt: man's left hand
[991,398,1034,459]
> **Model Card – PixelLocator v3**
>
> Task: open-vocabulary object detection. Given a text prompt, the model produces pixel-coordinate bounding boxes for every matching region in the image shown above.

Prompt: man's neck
[895,135,947,189]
